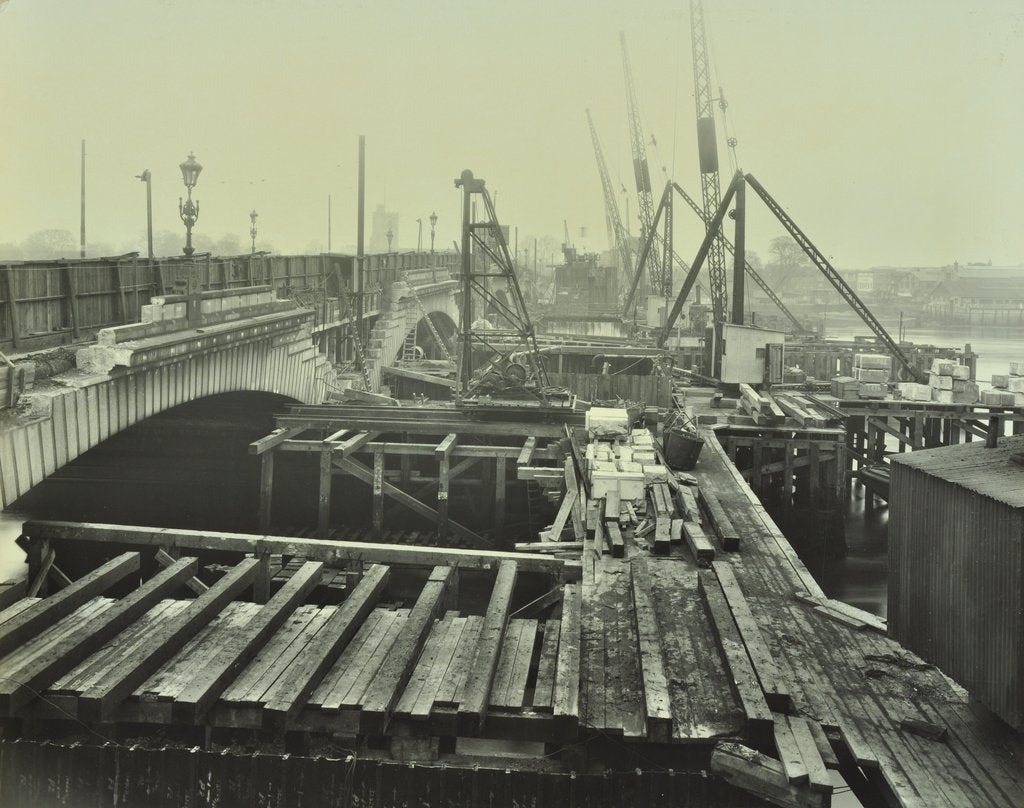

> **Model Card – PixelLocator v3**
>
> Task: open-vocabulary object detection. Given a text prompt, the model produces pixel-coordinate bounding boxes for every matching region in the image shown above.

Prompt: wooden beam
[495,455,507,538]
[683,521,715,567]
[0,552,140,658]
[333,457,487,548]
[547,490,578,542]
[24,521,573,578]
[380,365,457,388]
[698,571,773,733]
[1,266,22,350]
[155,548,207,595]
[712,562,790,711]
[249,426,305,455]
[629,559,672,742]
[552,582,581,732]
[262,564,389,729]
[333,430,379,457]
[435,433,458,460]
[458,560,517,734]
[63,264,82,339]
[516,436,537,467]
[410,456,479,500]
[710,742,828,808]
[698,487,740,552]
[0,556,201,715]
[275,414,570,438]
[257,451,274,532]
[78,558,261,721]
[361,565,453,733]
[173,561,323,723]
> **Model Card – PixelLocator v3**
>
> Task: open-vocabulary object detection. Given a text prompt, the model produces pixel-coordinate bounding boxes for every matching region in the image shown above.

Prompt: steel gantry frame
[454,170,550,399]
[650,170,925,384]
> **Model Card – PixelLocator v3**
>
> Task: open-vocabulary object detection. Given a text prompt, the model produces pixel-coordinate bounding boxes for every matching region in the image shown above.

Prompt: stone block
[931,360,956,376]
[76,344,137,374]
[952,383,979,404]
[140,304,163,323]
[897,382,931,401]
[951,364,971,380]
[1008,376,1024,393]
[642,464,670,484]
[854,367,889,383]
[980,389,1015,406]
[992,374,1010,389]
[855,353,891,370]
[931,388,954,404]
[858,382,887,399]
[929,374,953,390]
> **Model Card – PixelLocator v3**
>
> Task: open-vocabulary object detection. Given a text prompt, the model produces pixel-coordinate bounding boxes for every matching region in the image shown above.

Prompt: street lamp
[429,211,438,254]
[178,152,202,256]
[135,170,153,259]
[386,227,394,252]
[249,209,258,254]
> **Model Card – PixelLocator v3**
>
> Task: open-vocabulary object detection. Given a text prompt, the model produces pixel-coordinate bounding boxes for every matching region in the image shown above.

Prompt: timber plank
[457,560,517,734]
[0,557,201,715]
[0,552,139,658]
[773,713,809,784]
[245,561,388,722]
[629,558,673,743]
[698,570,773,733]
[257,608,338,704]
[174,561,322,722]
[491,619,537,710]
[360,566,453,733]
[394,611,456,717]
[697,485,740,552]
[786,716,834,794]
[437,616,483,705]
[225,608,320,703]
[408,615,466,719]
[553,582,581,732]
[78,558,261,721]
[334,610,407,709]
[532,618,560,712]
[712,561,790,711]
[308,609,392,708]
[683,521,715,567]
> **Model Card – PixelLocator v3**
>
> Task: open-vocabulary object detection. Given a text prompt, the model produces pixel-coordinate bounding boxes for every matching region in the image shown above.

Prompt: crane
[586,108,634,288]
[690,0,729,332]
[620,31,664,296]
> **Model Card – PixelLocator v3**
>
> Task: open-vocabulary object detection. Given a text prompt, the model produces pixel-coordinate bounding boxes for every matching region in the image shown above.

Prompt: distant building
[923,270,1024,324]
[369,205,399,252]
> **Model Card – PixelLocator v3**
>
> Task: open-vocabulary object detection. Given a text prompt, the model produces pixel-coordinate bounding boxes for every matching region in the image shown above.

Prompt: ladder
[401,271,453,363]
[401,328,418,362]
[337,292,373,392]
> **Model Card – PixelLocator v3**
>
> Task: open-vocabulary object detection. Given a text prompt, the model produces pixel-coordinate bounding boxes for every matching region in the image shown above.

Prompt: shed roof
[891,435,1024,509]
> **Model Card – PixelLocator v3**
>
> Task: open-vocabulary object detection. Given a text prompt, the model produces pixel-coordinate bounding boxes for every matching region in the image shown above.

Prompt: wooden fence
[0,252,458,354]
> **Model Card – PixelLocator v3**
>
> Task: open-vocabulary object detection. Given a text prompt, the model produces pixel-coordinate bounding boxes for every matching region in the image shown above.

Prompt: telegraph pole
[80,140,86,258]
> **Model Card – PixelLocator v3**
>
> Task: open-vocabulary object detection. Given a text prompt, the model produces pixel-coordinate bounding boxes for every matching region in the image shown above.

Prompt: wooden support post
[783,440,795,506]
[400,452,411,487]
[253,553,272,603]
[987,415,1001,448]
[436,433,456,538]
[257,450,275,532]
[154,548,207,596]
[494,455,507,539]
[808,442,820,505]
[751,441,763,495]
[373,449,385,539]
[63,263,82,339]
[1,265,22,349]
[112,260,128,324]
[318,448,333,539]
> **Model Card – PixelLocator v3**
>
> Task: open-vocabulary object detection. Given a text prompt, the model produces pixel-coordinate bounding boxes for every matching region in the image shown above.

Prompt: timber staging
[1,400,1022,808]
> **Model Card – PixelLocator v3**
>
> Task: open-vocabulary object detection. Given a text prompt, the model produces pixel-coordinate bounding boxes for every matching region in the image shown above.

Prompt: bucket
[664,427,704,470]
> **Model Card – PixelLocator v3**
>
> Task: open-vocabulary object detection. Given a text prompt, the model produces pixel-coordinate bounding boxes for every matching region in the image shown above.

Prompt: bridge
[0,251,460,511]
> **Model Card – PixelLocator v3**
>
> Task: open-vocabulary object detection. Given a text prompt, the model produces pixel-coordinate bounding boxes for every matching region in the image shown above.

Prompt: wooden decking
[5,403,1024,807]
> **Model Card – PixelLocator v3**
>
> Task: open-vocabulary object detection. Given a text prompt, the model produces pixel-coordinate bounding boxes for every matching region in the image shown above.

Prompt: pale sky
[1,0,1022,267]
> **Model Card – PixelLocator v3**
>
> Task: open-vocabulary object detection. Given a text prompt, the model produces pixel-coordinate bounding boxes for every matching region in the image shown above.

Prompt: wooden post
[783,440,795,506]
[373,449,385,539]
[986,416,1001,449]
[751,441,763,495]
[318,448,333,539]
[400,453,411,488]
[258,451,275,532]
[808,442,820,505]
[113,259,128,324]
[254,553,271,604]
[494,455,507,539]
[63,263,82,339]
[2,265,22,350]
[436,434,457,539]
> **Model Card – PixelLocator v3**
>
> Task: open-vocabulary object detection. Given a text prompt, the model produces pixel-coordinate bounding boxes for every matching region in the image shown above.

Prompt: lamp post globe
[178,152,202,257]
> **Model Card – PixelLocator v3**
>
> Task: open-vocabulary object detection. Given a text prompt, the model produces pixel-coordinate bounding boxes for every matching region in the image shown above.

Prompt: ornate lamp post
[249,209,258,254]
[386,227,394,252]
[178,152,202,256]
[429,211,437,254]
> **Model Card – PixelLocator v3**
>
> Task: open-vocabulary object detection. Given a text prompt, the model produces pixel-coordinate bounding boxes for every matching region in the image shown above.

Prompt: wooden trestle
[3,399,1022,808]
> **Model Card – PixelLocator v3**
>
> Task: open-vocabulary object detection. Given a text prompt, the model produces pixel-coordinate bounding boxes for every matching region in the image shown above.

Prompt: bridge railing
[0,251,458,354]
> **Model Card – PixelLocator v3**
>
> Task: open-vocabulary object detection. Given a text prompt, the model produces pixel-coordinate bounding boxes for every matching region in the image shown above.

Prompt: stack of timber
[771,392,839,428]
[737,384,786,426]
